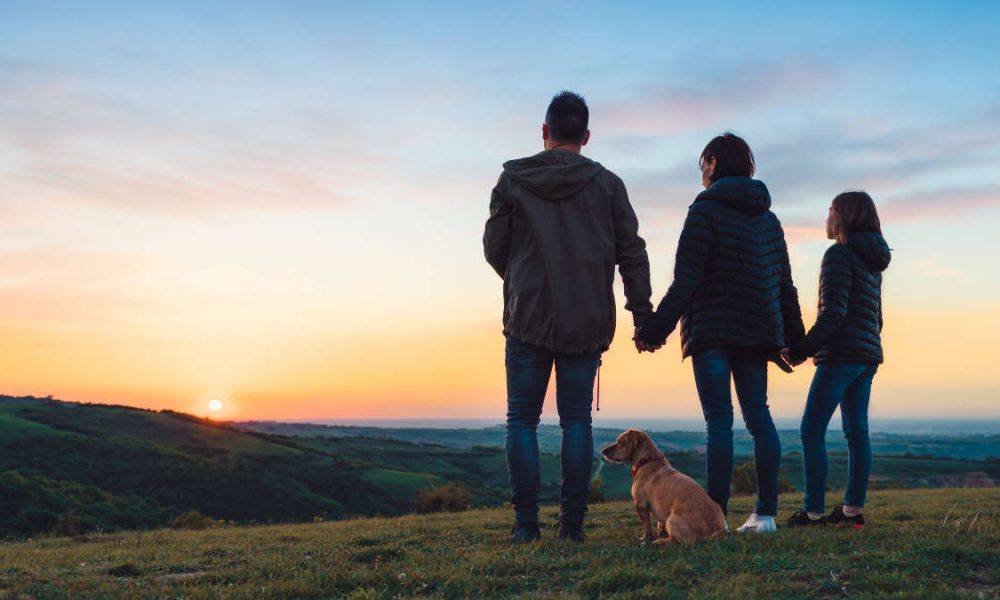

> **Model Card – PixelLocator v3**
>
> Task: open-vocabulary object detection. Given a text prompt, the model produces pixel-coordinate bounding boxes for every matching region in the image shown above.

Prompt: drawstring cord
[595,359,602,411]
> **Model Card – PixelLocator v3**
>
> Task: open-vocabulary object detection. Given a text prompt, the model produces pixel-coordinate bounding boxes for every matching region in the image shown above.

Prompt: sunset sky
[2,2,999,422]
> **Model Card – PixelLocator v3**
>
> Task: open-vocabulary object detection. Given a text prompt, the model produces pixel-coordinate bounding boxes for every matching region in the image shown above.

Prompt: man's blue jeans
[505,336,600,526]
[691,347,780,517]
[800,362,878,513]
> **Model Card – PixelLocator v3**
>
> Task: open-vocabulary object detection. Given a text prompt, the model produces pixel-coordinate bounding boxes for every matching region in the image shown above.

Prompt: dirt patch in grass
[108,563,143,577]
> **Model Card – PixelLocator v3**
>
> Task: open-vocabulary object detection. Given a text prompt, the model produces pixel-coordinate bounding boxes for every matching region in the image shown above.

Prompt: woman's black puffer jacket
[638,176,805,360]
[788,231,891,364]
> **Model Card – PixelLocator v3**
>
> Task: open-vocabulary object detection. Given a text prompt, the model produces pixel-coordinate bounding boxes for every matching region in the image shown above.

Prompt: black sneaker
[826,506,865,529]
[784,510,827,528]
[558,524,587,543]
[509,522,541,544]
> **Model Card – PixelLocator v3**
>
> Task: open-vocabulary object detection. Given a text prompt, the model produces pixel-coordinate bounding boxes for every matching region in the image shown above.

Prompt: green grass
[2,487,998,599]
[361,468,443,493]
[0,403,72,443]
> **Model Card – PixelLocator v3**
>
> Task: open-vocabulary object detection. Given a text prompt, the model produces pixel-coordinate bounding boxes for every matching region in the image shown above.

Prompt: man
[483,91,653,543]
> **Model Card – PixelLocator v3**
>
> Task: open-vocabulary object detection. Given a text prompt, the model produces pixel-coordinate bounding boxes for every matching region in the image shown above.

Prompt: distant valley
[2,395,997,540]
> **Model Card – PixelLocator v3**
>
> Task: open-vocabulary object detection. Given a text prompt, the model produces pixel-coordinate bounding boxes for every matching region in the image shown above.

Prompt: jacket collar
[695,176,771,214]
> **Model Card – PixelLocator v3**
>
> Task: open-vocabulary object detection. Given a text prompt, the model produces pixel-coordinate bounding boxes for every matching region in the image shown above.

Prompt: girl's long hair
[831,191,881,244]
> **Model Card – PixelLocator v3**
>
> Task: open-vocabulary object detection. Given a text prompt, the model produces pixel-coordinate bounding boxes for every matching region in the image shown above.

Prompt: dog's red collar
[631,457,657,479]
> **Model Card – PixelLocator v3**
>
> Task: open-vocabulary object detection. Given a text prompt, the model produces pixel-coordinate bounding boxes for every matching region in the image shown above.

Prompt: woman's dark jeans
[800,362,878,513]
[505,336,600,527]
[691,347,781,517]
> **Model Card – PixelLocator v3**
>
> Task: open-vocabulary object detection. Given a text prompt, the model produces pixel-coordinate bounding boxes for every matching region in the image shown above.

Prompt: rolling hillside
[0,395,516,539]
[235,420,1000,461]
[3,395,998,542]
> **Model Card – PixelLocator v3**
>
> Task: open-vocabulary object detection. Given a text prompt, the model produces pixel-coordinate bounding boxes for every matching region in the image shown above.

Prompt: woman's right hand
[780,347,804,366]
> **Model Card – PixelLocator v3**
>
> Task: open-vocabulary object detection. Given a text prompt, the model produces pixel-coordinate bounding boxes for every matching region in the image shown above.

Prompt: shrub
[51,512,82,537]
[414,483,472,514]
[169,510,216,530]
[731,461,795,495]
[779,472,795,494]
[588,475,606,504]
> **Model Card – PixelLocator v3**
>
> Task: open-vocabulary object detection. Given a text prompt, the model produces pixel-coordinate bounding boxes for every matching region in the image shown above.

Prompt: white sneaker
[736,513,777,533]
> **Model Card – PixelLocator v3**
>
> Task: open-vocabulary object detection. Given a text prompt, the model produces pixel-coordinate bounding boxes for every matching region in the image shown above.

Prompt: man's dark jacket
[788,231,891,364]
[483,149,652,355]
[638,177,805,361]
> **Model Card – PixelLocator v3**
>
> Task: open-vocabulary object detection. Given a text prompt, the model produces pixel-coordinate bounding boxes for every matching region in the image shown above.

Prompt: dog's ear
[623,429,642,455]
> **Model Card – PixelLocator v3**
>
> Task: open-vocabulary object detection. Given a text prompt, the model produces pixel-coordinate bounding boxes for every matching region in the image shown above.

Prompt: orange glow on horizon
[2,305,998,420]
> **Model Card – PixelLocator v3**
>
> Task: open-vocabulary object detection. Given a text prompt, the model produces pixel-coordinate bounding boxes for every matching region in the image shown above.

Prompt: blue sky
[1,1,999,418]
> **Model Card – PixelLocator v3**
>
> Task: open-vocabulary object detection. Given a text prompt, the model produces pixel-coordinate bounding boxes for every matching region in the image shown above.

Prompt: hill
[0,395,518,539]
[1,488,997,598]
[234,420,1000,461]
[3,395,999,542]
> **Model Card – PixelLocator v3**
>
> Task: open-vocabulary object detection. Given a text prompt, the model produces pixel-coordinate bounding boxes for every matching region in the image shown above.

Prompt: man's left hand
[633,326,663,354]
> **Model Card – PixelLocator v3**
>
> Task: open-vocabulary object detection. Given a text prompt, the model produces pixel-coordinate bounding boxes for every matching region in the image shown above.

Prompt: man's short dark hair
[701,132,755,183]
[545,91,589,144]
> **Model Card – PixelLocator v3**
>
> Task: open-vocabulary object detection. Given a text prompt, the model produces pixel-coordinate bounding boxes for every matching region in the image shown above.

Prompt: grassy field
[2,488,998,599]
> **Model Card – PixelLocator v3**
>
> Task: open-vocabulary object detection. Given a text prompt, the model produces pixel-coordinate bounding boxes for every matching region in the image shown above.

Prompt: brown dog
[602,429,727,545]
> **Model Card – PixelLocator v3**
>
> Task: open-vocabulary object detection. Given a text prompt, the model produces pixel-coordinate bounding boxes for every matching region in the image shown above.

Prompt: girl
[783,191,890,528]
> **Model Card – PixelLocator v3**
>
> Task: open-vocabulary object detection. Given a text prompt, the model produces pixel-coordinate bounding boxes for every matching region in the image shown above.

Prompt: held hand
[635,339,662,353]
[633,327,664,354]
[780,347,805,367]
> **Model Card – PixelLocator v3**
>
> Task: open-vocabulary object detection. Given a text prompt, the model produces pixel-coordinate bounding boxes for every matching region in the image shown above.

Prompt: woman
[637,133,804,533]
[783,191,890,529]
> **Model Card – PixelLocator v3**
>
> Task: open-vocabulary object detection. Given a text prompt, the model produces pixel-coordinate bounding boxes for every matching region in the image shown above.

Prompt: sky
[1,1,999,422]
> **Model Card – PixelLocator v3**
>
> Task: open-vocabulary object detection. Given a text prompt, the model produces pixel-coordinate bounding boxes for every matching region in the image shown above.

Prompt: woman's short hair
[701,132,755,183]
[831,191,882,244]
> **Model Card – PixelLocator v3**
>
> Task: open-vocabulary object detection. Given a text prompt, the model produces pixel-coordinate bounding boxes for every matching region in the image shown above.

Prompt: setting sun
[208,399,223,413]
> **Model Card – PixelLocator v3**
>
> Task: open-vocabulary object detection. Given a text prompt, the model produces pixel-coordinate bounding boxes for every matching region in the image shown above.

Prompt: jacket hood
[503,150,605,200]
[695,176,772,214]
[846,231,891,272]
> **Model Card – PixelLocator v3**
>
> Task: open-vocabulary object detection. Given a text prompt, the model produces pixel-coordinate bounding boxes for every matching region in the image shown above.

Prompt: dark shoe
[558,524,586,543]
[784,510,827,528]
[509,522,541,544]
[826,506,865,528]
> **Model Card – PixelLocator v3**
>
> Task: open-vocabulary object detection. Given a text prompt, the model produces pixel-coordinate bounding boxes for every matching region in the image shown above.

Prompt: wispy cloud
[881,184,1000,222]
[0,248,157,325]
[615,105,1000,236]
[913,256,963,280]
[602,59,840,137]
[0,60,390,215]
[763,116,1000,195]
